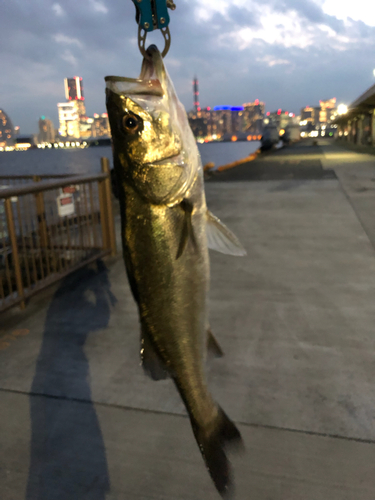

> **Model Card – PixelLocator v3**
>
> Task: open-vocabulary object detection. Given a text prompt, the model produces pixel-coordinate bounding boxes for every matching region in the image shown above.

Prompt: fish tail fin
[192,407,244,498]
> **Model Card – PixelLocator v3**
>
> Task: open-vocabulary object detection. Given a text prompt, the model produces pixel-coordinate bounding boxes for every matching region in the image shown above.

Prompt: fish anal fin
[141,331,169,381]
[176,199,197,259]
[207,328,224,358]
[206,210,246,257]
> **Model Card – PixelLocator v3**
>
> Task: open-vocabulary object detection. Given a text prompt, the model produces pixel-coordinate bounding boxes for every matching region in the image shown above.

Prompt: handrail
[0,173,108,199]
[0,174,75,180]
[0,157,116,312]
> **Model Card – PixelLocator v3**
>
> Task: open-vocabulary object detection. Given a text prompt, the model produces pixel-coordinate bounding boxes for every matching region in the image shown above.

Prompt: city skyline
[2,1,375,135]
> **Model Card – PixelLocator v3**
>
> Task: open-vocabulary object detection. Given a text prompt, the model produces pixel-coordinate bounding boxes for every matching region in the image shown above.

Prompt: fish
[105,45,246,498]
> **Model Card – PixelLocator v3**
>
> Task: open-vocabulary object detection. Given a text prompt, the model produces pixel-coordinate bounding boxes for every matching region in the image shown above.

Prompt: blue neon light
[213,106,244,111]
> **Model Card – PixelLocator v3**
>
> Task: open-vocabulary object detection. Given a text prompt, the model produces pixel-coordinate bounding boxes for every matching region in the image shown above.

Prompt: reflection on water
[26,260,116,500]
[0,142,260,176]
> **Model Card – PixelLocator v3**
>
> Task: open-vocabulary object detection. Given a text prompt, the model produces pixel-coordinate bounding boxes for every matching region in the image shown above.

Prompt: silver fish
[105,45,245,498]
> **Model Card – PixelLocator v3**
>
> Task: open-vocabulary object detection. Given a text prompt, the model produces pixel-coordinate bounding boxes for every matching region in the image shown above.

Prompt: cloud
[52,3,65,17]
[61,50,78,66]
[1,0,375,134]
[54,33,83,47]
[257,55,293,67]
[89,0,108,14]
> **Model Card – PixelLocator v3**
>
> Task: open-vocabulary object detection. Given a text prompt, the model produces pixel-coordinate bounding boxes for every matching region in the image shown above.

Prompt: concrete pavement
[1,139,375,499]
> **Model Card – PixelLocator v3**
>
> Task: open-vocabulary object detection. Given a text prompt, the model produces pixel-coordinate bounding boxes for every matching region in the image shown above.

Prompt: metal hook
[138,24,171,58]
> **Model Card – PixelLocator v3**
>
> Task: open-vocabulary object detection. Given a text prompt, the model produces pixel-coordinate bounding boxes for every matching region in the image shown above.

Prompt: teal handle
[132,0,170,32]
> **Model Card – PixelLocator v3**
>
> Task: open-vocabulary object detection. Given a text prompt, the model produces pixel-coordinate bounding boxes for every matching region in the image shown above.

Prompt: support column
[371,109,375,146]
[357,115,363,145]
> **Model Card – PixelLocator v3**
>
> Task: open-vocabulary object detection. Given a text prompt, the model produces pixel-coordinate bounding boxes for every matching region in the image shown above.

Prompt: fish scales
[105,45,244,498]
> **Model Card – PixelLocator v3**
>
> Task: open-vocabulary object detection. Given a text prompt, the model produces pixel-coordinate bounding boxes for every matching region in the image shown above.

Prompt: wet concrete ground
[1,139,375,499]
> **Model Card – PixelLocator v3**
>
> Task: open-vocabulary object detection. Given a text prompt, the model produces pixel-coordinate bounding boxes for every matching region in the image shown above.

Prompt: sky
[2,0,375,135]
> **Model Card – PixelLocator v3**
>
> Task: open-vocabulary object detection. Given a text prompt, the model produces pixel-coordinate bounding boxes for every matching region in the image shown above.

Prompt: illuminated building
[319,97,336,123]
[92,113,110,137]
[0,109,15,147]
[267,109,296,130]
[193,77,200,112]
[58,102,80,138]
[38,116,55,144]
[300,106,317,126]
[64,76,86,119]
[242,100,265,134]
[188,109,208,138]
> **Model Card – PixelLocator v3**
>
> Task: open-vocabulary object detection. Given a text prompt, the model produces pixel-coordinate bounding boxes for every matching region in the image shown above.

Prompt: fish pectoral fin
[176,199,197,259]
[207,328,224,358]
[141,331,169,381]
[206,210,247,256]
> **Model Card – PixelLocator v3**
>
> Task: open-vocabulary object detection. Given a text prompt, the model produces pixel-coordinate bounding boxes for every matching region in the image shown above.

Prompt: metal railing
[0,158,116,312]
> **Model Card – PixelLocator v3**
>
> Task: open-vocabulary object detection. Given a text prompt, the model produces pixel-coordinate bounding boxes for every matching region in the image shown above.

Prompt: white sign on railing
[57,193,75,217]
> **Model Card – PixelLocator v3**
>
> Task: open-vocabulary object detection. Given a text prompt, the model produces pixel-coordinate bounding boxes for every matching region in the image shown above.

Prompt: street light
[337,104,348,115]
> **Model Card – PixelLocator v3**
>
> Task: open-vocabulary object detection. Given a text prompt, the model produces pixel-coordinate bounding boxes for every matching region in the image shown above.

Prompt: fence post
[4,198,25,309]
[100,157,117,256]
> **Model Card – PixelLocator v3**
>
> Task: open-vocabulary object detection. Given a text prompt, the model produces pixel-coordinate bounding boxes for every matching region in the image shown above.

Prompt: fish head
[105,46,200,205]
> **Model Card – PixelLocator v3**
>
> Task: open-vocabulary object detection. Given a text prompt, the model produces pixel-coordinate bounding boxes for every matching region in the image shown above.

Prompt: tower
[193,76,200,112]
[64,77,86,119]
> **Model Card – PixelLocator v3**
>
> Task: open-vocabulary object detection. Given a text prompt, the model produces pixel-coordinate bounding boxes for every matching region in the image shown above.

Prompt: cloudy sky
[2,0,375,134]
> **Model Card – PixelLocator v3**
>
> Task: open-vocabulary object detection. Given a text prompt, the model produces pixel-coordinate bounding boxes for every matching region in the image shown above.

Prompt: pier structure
[335,83,375,146]
[1,140,375,498]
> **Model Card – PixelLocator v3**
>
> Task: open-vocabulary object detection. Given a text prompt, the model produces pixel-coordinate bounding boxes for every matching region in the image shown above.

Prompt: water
[0,141,260,177]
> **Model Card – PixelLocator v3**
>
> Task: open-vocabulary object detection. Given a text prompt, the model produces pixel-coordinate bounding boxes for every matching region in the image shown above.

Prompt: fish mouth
[145,153,183,167]
[140,45,165,81]
[105,45,165,97]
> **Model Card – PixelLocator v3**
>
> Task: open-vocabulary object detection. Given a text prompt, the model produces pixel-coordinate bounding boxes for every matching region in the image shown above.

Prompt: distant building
[79,117,93,140]
[300,106,317,126]
[242,100,265,134]
[266,109,296,130]
[193,77,200,113]
[38,116,55,143]
[301,98,336,127]
[58,102,80,138]
[92,113,110,137]
[64,77,86,119]
[0,109,15,147]
[188,102,266,139]
[319,97,336,123]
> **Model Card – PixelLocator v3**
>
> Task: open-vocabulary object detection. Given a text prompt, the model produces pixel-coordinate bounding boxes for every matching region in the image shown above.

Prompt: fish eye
[122,114,140,133]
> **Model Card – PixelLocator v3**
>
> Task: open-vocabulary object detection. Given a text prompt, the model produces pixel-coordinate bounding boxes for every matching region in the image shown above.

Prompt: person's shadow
[26,260,116,500]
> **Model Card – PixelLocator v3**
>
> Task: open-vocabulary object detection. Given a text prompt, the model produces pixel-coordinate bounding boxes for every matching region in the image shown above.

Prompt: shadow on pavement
[26,260,116,500]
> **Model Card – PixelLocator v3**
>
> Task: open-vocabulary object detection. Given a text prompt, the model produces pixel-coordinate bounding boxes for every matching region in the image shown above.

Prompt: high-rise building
[319,97,336,123]
[0,109,15,147]
[242,100,265,133]
[193,77,200,112]
[58,102,80,138]
[64,77,86,119]
[38,116,55,143]
[300,106,317,126]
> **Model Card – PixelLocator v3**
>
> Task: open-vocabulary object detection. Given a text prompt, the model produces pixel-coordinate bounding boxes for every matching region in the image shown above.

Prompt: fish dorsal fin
[177,199,197,259]
[206,211,246,256]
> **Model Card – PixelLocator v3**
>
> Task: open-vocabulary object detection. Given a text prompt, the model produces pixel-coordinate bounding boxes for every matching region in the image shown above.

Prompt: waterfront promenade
[1,139,375,499]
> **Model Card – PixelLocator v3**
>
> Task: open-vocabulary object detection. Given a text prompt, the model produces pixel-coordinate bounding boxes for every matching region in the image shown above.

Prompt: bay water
[0,141,260,176]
